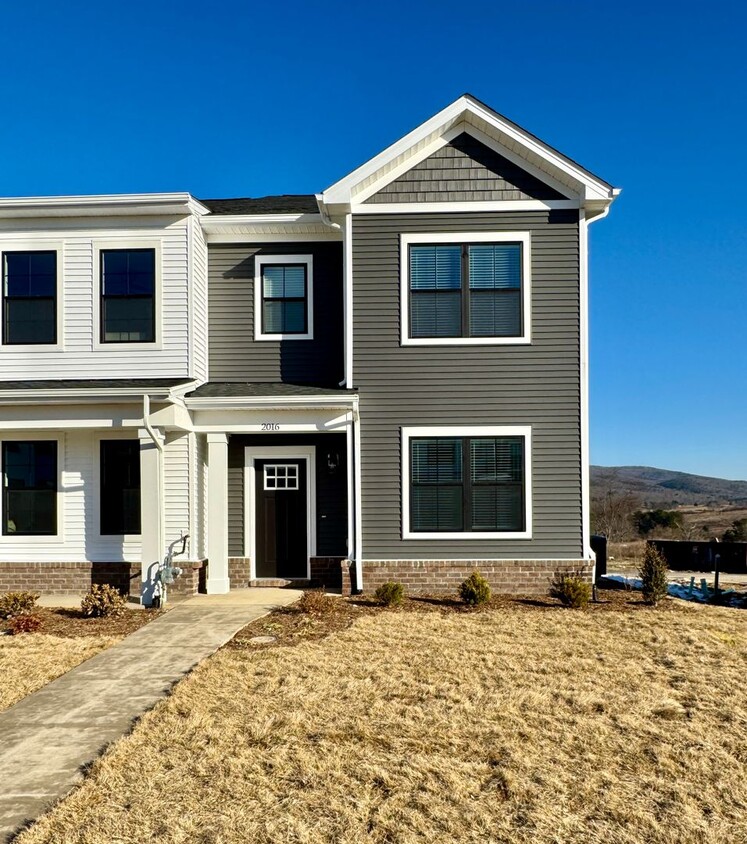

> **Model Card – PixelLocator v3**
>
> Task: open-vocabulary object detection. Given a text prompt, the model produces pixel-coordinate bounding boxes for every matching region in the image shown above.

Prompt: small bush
[639,545,669,606]
[374,581,404,607]
[81,584,127,618]
[0,591,40,619]
[459,571,491,606]
[7,612,43,634]
[298,590,338,615]
[550,572,591,609]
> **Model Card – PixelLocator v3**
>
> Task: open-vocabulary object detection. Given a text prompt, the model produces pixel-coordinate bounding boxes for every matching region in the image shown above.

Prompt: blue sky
[0,1,744,478]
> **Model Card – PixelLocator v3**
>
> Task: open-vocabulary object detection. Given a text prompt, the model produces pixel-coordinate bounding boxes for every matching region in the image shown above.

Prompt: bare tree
[591,488,640,541]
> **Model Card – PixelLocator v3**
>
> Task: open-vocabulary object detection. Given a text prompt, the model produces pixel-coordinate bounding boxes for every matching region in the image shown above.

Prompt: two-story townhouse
[0,95,618,604]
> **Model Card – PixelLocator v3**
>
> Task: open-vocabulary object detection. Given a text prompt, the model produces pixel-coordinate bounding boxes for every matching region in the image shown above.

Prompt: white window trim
[0,242,64,353]
[244,446,317,580]
[254,254,314,341]
[93,432,142,542]
[93,240,163,351]
[401,425,532,540]
[400,231,531,346]
[0,432,64,544]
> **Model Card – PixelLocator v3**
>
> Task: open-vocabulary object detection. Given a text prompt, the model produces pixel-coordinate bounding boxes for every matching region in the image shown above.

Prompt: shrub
[374,581,404,607]
[0,591,40,619]
[459,571,491,606]
[80,584,127,618]
[7,612,43,634]
[550,572,591,609]
[297,590,338,615]
[639,545,669,605]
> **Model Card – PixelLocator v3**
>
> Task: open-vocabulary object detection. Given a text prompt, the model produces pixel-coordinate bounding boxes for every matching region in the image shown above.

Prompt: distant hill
[591,466,747,508]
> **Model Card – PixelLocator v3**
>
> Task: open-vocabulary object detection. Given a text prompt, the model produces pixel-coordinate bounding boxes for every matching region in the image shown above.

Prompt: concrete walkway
[0,589,301,842]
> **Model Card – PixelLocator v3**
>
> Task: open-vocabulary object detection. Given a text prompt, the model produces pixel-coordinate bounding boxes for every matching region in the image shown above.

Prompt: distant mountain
[591,465,747,508]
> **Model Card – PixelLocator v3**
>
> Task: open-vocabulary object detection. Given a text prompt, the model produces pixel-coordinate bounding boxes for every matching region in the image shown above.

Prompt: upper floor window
[3,251,57,345]
[402,426,531,539]
[100,248,155,343]
[2,440,57,536]
[400,232,530,346]
[254,254,313,341]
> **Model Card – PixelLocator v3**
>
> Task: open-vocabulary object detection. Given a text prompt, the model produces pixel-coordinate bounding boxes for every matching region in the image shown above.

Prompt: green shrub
[459,571,491,606]
[639,545,669,606]
[550,571,591,609]
[7,612,43,634]
[81,584,127,618]
[0,591,40,619]
[298,590,338,615]
[374,581,404,607]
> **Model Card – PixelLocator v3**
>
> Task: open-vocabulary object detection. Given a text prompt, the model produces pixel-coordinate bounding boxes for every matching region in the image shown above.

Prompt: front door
[255,459,307,578]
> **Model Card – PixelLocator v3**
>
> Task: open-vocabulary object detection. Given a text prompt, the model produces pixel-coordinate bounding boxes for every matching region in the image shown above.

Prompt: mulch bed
[229,588,663,653]
[0,607,161,638]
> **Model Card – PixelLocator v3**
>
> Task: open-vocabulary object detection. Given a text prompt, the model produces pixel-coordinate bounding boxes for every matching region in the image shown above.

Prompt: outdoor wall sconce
[326,451,340,475]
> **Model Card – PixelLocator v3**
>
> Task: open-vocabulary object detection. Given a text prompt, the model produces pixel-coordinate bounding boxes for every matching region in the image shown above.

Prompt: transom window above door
[254,254,313,341]
[264,464,300,490]
[400,232,530,346]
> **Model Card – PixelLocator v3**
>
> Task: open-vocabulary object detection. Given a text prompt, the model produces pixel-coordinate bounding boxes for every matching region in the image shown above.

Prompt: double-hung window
[403,427,531,539]
[2,441,57,535]
[402,233,530,344]
[254,254,313,340]
[3,251,57,345]
[100,248,156,343]
[100,440,141,535]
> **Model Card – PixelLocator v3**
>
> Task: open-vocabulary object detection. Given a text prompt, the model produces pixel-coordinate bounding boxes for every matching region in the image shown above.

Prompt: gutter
[143,394,165,603]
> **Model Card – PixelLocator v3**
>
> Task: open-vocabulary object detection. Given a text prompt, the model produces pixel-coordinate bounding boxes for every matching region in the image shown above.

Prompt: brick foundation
[361,560,592,596]
[228,557,252,589]
[0,560,204,598]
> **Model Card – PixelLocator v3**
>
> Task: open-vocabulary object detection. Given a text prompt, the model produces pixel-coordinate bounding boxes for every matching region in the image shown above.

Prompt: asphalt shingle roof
[200,195,319,215]
[186,382,355,399]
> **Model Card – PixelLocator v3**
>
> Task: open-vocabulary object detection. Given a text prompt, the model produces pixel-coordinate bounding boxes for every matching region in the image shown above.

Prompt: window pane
[411,291,461,337]
[410,245,461,291]
[411,485,463,531]
[412,438,462,484]
[102,250,155,297]
[282,300,306,333]
[282,265,306,298]
[263,300,283,333]
[5,298,55,344]
[3,441,57,535]
[262,266,286,298]
[468,244,521,290]
[471,485,523,531]
[101,441,141,535]
[470,290,521,337]
[262,264,306,299]
[103,297,154,342]
[471,438,524,483]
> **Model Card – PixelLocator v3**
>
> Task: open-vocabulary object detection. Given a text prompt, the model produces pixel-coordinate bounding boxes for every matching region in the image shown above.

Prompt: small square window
[264,464,299,490]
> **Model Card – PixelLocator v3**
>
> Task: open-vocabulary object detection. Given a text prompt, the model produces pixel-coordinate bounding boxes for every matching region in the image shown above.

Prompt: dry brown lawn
[15,595,747,844]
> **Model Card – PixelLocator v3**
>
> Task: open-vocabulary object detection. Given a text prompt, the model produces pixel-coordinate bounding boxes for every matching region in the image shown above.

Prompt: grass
[0,607,157,713]
[15,593,747,844]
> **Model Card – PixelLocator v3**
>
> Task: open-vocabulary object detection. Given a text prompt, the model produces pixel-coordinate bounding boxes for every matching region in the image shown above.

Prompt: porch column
[138,427,165,606]
[206,433,230,594]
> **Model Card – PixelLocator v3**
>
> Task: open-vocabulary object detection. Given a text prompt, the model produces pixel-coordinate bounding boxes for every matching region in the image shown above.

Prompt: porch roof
[185,382,357,399]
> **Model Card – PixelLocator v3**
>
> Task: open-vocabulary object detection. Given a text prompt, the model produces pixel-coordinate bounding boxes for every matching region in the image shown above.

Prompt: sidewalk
[0,589,301,842]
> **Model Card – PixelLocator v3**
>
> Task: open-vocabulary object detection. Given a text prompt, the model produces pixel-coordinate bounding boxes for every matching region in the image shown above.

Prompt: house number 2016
[261,422,280,431]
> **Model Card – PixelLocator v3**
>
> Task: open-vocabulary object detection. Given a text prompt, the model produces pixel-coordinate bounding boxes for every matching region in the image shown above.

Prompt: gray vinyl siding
[365,134,566,203]
[227,434,348,557]
[352,210,582,560]
[208,242,344,386]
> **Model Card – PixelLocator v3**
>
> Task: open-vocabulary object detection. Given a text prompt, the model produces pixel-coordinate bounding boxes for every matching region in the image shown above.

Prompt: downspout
[143,394,165,596]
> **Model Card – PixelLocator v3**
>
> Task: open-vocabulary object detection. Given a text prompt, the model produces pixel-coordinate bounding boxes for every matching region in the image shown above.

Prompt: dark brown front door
[255,460,307,578]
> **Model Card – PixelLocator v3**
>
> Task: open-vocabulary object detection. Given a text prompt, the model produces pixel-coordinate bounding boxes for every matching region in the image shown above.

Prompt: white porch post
[138,427,164,606]
[206,432,230,594]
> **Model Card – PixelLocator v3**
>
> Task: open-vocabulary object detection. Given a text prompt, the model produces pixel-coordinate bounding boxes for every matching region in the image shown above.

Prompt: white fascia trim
[205,231,341,243]
[400,231,531,346]
[201,213,323,227]
[244,445,317,579]
[185,394,358,411]
[0,388,179,403]
[253,254,314,341]
[353,200,580,215]
[0,193,209,218]
[322,94,615,205]
[0,241,65,353]
[401,425,533,541]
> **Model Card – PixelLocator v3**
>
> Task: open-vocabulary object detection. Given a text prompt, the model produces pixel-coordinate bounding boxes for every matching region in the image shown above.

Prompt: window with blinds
[409,242,523,339]
[260,263,308,335]
[410,436,525,532]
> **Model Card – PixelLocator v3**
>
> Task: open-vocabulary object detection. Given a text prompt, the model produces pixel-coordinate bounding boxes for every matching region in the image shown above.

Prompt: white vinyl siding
[189,216,209,381]
[0,217,192,378]
[163,432,191,557]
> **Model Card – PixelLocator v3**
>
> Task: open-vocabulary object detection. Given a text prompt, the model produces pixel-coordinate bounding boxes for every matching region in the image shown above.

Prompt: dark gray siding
[227,433,348,557]
[365,134,566,203]
[208,242,344,386]
[352,210,581,560]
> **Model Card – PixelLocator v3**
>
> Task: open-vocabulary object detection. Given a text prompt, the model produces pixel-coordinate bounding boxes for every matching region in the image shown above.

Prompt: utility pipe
[142,394,165,601]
